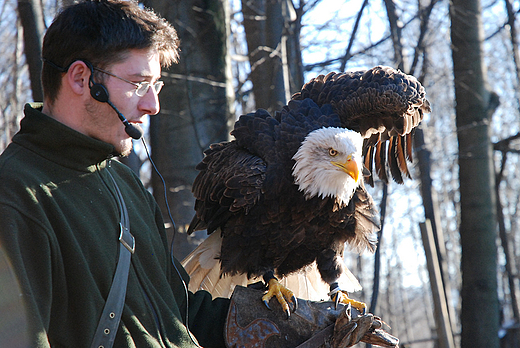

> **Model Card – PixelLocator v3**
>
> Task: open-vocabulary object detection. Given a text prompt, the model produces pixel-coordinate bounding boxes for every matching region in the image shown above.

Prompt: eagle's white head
[292,127,364,208]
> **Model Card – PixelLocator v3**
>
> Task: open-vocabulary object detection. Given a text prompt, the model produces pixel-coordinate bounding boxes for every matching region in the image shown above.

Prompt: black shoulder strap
[90,171,135,348]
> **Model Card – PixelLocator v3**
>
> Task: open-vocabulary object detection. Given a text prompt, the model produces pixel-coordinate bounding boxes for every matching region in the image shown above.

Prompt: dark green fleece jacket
[0,104,229,347]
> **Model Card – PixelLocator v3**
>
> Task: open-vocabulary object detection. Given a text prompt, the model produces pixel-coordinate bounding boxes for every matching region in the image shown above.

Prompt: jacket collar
[13,103,118,172]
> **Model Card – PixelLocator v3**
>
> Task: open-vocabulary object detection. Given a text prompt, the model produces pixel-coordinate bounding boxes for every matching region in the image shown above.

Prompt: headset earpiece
[90,83,109,103]
[80,59,109,103]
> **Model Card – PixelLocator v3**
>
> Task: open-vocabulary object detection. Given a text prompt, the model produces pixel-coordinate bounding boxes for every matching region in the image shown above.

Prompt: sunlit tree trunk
[144,0,235,259]
[16,0,44,101]
[450,0,499,346]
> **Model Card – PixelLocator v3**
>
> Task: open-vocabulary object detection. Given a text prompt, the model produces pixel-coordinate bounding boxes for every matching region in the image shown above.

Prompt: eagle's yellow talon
[261,278,297,318]
[332,290,366,314]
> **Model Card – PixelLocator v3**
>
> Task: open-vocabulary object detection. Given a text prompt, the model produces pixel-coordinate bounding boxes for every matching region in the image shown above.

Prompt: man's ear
[66,60,91,96]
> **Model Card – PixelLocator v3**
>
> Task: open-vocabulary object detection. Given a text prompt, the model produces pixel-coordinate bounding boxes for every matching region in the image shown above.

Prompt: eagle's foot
[329,283,366,314]
[261,274,297,318]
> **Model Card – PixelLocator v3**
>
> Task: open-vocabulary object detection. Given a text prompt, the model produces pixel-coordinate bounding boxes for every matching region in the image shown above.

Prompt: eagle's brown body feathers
[190,104,378,284]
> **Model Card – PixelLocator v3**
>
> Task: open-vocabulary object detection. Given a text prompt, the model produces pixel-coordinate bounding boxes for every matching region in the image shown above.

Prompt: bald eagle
[184,66,431,317]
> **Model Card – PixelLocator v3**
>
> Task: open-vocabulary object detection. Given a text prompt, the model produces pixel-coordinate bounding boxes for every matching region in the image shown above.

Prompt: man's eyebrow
[128,72,161,80]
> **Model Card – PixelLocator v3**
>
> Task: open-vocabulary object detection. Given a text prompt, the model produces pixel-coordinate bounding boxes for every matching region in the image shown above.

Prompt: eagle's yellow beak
[332,155,360,182]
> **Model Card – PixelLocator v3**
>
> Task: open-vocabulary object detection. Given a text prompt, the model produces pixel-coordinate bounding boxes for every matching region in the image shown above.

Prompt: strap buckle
[119,224,135,254]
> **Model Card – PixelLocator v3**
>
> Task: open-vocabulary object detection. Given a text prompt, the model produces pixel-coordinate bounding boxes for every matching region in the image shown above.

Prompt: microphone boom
[106,100,143,140]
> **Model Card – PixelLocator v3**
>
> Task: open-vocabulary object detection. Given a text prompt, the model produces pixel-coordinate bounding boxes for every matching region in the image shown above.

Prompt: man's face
[85,49,162,156]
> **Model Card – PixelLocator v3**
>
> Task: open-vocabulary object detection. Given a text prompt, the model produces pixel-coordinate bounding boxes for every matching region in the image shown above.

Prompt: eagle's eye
[328,148,338,157]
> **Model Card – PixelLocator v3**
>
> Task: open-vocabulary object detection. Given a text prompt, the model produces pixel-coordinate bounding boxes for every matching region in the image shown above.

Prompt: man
[0,0,229,347]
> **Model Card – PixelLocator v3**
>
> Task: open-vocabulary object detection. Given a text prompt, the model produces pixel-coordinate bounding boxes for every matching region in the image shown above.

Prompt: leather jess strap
[90,171,135,348]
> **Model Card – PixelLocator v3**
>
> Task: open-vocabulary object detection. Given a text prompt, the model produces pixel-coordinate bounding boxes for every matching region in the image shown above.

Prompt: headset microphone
[106,100,144,140]
[88,69,143,140]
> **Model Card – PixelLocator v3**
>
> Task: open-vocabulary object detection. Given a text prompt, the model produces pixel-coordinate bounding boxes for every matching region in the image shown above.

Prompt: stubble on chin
[85,99,135,157]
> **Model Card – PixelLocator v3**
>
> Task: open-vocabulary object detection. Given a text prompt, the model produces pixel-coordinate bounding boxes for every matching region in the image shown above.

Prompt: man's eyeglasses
[93,67,164,97]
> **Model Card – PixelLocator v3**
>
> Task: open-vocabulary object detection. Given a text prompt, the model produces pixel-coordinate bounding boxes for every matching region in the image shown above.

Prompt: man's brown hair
[41,0,179,104]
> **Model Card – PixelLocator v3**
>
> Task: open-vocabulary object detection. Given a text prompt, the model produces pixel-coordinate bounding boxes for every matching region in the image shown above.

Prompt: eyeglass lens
[136,81,164,97]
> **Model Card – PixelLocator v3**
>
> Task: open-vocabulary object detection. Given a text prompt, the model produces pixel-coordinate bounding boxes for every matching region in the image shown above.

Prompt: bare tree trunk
[383,0,405,70]
[494,135,520,322]
[368,183,387,315]
[420,220,456,348]
[264,0,286,109]
[414,127,457,335]
[241,0,286,113]
[241,0,269,108]
[504,0,520,114]
[450,0,499,346]
[495,154,520,321]
[144,0,235,259]
[16,0,45,101]
[283,1,303,94]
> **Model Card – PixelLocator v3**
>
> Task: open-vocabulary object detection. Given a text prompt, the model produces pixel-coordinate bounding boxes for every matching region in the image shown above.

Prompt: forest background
[1,0,520,347]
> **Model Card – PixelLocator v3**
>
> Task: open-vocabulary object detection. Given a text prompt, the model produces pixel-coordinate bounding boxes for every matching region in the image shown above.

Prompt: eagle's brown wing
[291,65,431,185]
[188,141,267,235]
